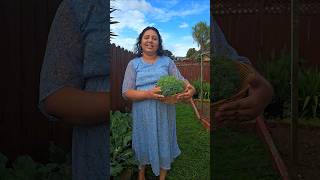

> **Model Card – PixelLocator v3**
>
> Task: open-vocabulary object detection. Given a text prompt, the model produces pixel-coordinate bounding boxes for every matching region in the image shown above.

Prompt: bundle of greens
[156,75,185,96]
[212,56,241,102]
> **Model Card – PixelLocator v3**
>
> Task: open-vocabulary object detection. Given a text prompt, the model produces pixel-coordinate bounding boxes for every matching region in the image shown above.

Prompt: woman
[212,19,274,122]
[122,27,195,180]
[39,0,110,179]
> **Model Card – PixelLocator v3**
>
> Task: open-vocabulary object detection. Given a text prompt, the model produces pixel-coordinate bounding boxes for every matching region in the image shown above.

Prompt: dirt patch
[194,99,210,120]
[268,121,320,180]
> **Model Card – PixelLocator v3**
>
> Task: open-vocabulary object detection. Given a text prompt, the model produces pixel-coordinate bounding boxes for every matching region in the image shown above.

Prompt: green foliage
[0,146,71,180]
[110,1,119,38]
[213,128,280,179]
[186,48,197,58]
[163,49,175,60]
[156,76,185,96]
[110,111,137,177]
[257,54,291,104]
[298,67,320,119]
[211,56,241,102]
[258,54,320,119]
[192,21,210,53]
[191,79,210,100]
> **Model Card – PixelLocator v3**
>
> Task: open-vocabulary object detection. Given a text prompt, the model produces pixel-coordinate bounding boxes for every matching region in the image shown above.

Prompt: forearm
[251,68,274,108]
[44,87,110,125]
[124,89,150,101]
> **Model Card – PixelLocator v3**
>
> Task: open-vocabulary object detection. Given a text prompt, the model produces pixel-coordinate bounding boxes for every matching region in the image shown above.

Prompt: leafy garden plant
[191,79,210,100]
[156,75,185,96]
[110,111,137,177]
[298,66,320,119]
[0,143,71,180]
[211,56,241,102]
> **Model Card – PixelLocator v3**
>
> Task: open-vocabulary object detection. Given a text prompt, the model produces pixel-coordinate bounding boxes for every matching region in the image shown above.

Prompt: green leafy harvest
[212,56,241,102]
[156,75,185,96]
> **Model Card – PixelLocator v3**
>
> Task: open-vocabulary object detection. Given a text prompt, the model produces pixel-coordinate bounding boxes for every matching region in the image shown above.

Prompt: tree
[163,49,175,60]
[192,21,210,53]
[186,48,200,61]
[110,0,119,39]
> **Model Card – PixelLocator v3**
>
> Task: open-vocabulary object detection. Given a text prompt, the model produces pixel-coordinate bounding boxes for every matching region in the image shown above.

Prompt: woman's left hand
[215,71,273,123]
[177,83,196,101]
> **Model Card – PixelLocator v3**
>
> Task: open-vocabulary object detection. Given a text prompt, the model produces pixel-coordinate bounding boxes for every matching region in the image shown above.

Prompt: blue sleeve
[212,19,251,64]
[122,60,137,99]
[168,58,186,82]
[39,0,83,121]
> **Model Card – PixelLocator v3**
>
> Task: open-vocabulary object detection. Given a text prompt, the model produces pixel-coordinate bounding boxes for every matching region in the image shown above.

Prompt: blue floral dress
[122,56,185,176]
[39,0,109,179]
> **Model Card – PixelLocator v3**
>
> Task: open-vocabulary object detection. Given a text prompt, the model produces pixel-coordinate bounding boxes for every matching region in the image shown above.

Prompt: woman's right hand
[146,86,164,100]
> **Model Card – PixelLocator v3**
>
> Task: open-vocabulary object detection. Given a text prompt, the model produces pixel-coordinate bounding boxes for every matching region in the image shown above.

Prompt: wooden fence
[176,61,210,83]
[110,44,135,112]
[0,0,72,162]
[212,0,320,67]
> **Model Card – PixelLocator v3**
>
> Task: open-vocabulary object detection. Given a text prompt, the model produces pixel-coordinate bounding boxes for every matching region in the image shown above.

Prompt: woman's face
[141,29,159,56]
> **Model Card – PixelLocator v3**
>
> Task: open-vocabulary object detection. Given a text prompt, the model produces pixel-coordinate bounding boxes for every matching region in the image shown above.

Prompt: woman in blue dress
[122,27,196,180]
[39,0,110,179]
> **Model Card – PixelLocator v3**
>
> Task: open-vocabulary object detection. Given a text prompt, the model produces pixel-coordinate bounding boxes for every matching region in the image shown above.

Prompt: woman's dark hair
[134,26,164,57]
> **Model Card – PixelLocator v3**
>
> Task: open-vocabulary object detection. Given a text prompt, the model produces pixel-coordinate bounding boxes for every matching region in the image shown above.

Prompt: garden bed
[192,99,210,130]
[267,120,320,180]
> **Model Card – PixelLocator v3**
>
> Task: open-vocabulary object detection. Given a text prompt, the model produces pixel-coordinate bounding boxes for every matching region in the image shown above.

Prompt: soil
[194,99,210,122]
[267,121,320,180]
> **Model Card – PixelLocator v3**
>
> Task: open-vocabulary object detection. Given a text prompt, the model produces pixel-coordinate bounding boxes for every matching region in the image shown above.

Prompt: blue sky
[110,0,210,57]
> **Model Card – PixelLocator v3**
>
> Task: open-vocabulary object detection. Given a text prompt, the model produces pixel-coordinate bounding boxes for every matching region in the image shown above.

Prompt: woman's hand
[146,86,165,100]
[177,83,196,102]
[215,71,273,123]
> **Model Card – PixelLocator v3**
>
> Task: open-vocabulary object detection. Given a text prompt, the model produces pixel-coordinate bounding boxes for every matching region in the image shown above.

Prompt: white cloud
[152,3,208,22]
[111,37,137,52]
[171,43,198,57]
[179,22,189,28]
[165,35,199,57]
[111,0,208,33]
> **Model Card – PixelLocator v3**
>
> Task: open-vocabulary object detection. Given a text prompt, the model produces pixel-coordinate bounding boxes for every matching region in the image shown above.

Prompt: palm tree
[192,21,210,53]
[110,0,119,39]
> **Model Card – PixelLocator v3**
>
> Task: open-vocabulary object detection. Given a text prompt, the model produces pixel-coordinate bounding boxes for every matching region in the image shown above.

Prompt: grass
[212,128,281,180]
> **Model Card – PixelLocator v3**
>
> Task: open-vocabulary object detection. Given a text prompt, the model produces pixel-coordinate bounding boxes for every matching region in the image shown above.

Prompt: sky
[110,0,210,57]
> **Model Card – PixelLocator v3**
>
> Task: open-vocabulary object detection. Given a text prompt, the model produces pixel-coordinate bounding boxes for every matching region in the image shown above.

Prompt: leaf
[302,96,310,111]
[0,152,8,168]
[111,163,123,176]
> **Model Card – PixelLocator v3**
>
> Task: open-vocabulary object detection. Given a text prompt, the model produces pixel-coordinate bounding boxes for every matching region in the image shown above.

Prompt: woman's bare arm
[44,87,110,125]
[124,87,164,102]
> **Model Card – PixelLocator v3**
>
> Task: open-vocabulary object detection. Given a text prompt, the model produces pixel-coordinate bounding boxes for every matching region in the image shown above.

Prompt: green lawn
[212,128,281,180]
